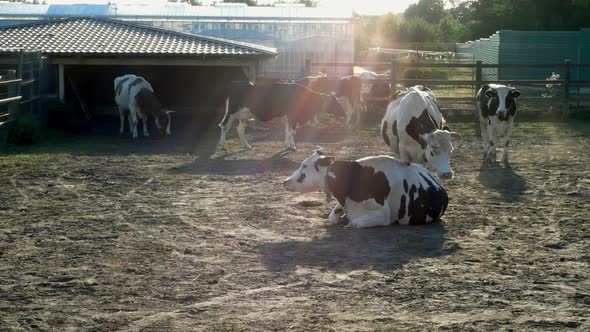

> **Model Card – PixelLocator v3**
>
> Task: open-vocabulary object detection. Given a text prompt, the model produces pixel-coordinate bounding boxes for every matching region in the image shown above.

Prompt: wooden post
[58,64,65,103]
[6,70,18,120]
[563,59,571,117]
[474,61,482,137]
[390,59,397,93]
[304,58,312,77]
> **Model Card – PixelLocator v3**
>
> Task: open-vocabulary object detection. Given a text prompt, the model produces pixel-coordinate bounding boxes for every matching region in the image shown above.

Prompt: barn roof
[0,16,278,58]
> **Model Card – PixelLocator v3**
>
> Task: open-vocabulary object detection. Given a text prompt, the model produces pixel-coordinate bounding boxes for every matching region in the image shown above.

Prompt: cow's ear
[317,156,334,167]
[420,133,433,143]
[393,90,404,100]
[485,89,495,98]
[315,149,324,156]
[511,89,521,98]
[442,125,451,132]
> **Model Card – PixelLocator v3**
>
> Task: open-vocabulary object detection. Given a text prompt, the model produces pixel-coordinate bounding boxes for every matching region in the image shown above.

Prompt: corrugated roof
[0,17,277,57]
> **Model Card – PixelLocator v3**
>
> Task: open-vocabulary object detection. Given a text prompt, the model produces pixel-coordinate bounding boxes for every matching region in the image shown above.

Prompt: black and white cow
[476,84,521,165]
[363,81,392,114]
[217,81,344,150]
[283,150,448,228]
[114,74,174,139]
[381,85,462,180]
[295,75,363,127]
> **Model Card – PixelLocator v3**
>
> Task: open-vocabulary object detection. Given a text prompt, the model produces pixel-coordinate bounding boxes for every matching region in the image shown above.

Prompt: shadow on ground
[259,222,454,272]
[168,149,299,176]
[478,163,527,202]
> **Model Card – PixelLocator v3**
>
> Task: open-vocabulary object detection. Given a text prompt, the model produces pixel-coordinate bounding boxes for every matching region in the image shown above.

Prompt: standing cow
[476,84,521,165]
[381,85,462,180]
[283,150,448,228]
[114,74,174,139]
[217,81,343,151]
[295,75,363,127]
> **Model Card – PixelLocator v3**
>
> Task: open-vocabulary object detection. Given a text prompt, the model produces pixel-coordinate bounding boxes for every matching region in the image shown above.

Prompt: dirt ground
[0,118,589,331]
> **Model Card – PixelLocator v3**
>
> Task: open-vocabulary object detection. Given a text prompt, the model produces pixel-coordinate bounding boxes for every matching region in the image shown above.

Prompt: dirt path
[0,121,588,331]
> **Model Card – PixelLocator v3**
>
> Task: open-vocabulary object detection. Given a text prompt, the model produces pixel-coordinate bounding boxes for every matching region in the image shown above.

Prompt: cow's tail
[219,97,230,127]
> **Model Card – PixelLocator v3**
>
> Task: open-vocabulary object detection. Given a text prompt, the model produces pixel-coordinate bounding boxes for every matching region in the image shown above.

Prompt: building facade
[0,3,355,79]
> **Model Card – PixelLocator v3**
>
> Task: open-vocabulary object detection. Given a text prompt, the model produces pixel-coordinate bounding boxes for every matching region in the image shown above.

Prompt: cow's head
[421,128,462,180]
[484,85,521,119]
[283,150,335,192]
[154,109,175,137]
[322,92,346,117]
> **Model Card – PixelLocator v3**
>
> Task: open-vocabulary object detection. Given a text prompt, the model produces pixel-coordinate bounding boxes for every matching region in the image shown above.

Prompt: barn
[0,16,277,131]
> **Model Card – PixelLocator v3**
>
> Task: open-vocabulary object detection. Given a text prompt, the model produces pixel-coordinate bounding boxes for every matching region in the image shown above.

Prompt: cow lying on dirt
[114,74,174,139]
[283,150,448,228]
[381,85,462,179]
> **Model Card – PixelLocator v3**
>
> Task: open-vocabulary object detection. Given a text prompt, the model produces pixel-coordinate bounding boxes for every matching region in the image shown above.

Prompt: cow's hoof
[243,146,253,151]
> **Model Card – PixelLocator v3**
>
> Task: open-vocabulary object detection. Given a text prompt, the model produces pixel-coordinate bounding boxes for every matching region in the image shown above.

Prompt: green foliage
[168,0,202,5]
[7,110,40,145]
[403,68,449,80]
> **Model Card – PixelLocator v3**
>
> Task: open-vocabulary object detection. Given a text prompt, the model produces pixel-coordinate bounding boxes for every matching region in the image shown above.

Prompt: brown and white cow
[114,74,174,139]
[381,85,462,180]
[476,84,521,166]
[217,81,344,151]
[295,75,363,127]
[283,150,448,228]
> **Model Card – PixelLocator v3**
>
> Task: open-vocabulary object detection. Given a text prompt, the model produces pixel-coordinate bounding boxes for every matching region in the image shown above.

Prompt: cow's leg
[501,124,513,166]
[128,109,140,139]
[328,203,345,225]
[340,98,354,128]
[283,118,297,151]
[479,117,489,160]
[142,114,150,137]
[312,113,321,127]
[237,119,252,150]
[118,108,126,135]
[218,113,236,149]
[486,124,496,165]
[348,205,390,229]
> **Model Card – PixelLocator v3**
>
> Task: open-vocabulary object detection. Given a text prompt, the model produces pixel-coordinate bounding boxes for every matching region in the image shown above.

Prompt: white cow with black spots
[476,84,521,166]
[283,150,448,228]
[381,85,462,179]
[114,74,174,139]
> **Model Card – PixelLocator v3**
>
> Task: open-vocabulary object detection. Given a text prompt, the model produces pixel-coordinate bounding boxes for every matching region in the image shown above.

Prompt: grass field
[0,119,589,331]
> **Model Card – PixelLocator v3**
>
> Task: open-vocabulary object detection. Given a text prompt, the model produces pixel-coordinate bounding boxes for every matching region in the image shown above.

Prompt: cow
[363,81,392,114]
[381,85,462,180]
[217,81,344,151]
[295,75,363,127]
[476,84,521,166]
[114,74,174,139]
[283,150,448,228]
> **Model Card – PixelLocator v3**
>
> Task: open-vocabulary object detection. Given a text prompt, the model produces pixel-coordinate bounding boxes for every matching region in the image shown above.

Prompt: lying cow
[476,84,521,166]
[283,150,448,228]
[114,74,174,139]
[217,81,343,150]
[295,75,363,127]
[381,85,462,179]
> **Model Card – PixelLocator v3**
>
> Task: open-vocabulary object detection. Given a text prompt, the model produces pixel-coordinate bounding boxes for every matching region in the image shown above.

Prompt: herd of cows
[114,73,521,228]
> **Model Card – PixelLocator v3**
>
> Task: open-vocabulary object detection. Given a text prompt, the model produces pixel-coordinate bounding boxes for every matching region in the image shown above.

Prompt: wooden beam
[46,57,257,67]
[58,64,65,103]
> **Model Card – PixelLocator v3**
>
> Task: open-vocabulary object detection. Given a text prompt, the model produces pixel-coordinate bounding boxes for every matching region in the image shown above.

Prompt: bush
[7,110,40,145]
[403,68,449,80]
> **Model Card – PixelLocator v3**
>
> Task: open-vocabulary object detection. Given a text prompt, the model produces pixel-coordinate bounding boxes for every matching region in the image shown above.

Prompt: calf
[217,81,343,150]
[381,85,462,179]
[295,75,363,127]
[283,150,448,228]
[114,74,173,139]
[476,84,521,165]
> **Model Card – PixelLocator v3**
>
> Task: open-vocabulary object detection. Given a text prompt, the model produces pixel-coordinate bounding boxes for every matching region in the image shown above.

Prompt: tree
[404,0,445,23]
[168,0,203,5]
[220,0,258,5]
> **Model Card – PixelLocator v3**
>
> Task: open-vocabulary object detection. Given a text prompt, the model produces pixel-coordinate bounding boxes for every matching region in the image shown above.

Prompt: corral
[1,118,588,331]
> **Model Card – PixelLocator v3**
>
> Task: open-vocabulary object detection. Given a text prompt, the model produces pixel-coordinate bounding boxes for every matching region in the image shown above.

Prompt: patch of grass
[6,110,41,145]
